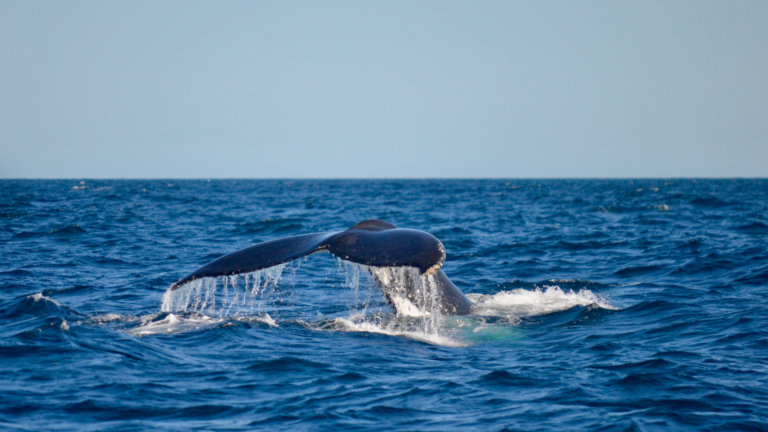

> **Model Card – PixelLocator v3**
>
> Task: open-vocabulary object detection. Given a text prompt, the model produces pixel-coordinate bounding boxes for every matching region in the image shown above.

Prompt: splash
[328,260,452,344]
[337,259,444,314]
[155,261,615,346]
[467,285,617,319]
[160,264,286,317]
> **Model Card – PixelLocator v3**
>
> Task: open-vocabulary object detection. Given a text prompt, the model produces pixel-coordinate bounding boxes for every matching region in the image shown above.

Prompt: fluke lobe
[171,220,473,315]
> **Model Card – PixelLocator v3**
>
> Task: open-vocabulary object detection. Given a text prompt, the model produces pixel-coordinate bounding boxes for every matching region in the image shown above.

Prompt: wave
[29,292,61,306]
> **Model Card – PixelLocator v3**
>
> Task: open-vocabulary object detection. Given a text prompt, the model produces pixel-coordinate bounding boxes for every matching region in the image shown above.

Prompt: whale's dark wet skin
[172,219,474,315]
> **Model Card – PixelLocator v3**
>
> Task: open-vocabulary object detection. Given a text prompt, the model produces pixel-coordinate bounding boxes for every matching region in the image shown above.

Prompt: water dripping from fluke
[324,260,458,345]
[161,264,287,317]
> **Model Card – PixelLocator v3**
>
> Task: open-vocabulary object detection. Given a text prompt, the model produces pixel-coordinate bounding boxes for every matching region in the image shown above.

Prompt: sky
[1,1,767,178]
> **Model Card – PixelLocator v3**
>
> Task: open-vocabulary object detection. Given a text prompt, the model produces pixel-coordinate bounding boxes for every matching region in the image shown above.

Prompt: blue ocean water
[1,179,767,431]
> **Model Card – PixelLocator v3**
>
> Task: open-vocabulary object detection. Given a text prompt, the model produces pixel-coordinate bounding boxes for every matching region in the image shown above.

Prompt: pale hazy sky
[1,1,766,178]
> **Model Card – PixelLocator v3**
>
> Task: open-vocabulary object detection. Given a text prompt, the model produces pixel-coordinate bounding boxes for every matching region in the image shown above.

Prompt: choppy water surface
[2,179,767,431]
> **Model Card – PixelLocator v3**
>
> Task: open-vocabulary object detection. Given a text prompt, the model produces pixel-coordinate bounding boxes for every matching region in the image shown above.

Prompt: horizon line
[2,176,766,181]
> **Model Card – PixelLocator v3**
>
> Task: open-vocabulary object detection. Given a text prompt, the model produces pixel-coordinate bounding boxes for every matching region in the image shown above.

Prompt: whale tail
[171,220,472,315]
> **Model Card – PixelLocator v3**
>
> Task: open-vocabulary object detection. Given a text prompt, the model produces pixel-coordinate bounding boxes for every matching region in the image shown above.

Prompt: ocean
[1,179,767,431]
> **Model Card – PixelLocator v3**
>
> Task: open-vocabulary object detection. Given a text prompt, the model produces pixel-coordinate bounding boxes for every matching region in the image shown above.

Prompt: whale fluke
[170,232,336,290]
[171,220,472,315]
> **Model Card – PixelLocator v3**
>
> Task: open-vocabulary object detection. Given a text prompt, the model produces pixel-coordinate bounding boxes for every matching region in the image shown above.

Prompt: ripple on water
[2,179,768,430]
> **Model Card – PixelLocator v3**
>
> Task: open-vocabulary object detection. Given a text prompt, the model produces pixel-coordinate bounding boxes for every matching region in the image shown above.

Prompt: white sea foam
[89,313,127,324]
[127,313,222,336]
[237,313,278,327]
[322,316,467,347]
[467,285,617,318]
[126,312,278,336]
[29,293,60,306]
[76,314,139,328]
[321,266,617,346]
